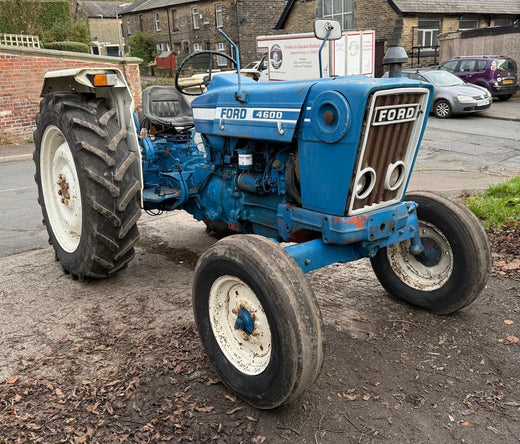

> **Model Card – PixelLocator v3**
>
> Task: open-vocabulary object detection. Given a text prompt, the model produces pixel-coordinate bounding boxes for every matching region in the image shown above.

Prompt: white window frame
[126,18,132,35]
[154,12,160,31]
[192,7,200,29]
[193,43,201,52]
[215,4,223,28]
[217,42,227,66]
[321,0,353,30]
[417,20,440,48]
[458,18,479,31]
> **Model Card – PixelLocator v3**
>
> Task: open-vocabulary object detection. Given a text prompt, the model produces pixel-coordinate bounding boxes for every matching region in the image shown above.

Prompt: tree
[128,32,157,64]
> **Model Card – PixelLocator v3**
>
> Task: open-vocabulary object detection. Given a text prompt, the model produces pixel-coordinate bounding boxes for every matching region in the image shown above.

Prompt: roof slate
[389,0,520,14]
[77,1,125,18]
[120,0,198,14]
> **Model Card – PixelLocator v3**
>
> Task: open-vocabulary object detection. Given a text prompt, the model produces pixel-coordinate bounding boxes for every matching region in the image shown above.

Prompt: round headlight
[354,167,376,199]
[384,161,406,191]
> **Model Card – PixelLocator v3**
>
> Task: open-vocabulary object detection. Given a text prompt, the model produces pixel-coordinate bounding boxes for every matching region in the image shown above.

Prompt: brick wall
[283,0,317,34]
[0,45,142,144]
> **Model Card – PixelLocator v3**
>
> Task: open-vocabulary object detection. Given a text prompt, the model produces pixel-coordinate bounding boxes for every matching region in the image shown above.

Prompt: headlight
[457,95,474,103]
[485,90,492,98]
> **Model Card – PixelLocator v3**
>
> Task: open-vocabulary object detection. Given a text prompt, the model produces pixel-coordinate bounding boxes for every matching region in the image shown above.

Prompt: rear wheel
[371,192,491,314]
[192,235,324,409]
[34,93,141,279]
[497,94,513,101]
[433,99,452,118]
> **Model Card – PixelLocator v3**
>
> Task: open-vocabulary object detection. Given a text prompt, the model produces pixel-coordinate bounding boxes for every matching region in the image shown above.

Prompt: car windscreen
[422,70,465,87]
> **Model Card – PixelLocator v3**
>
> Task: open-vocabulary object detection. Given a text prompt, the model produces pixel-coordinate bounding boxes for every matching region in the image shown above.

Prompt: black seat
[142,85,194,128]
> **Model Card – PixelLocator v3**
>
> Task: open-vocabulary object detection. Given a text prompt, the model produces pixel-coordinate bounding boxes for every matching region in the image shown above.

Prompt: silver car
[397,69,492,118]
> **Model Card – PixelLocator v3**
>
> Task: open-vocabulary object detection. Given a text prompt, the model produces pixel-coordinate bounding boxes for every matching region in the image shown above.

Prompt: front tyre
[192,235,324,409]
[34,93,141,280]
[433,99,452,118]
[371,192,491,314]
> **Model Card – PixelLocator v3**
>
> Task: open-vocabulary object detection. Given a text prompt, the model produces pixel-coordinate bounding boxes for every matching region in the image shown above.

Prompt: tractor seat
[141,85,194,128]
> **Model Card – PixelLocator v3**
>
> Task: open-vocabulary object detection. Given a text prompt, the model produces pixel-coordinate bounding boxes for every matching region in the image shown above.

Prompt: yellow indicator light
[93,74,117,87]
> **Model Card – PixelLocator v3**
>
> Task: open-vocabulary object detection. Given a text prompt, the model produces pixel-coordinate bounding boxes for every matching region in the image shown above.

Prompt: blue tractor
[34,21,490,409]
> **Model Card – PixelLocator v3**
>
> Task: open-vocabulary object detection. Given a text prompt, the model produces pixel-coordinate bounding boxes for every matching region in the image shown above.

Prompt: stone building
[119,0,519,73]
[75,1,128,56]
[277,0,520,72]
[119,0,287,66]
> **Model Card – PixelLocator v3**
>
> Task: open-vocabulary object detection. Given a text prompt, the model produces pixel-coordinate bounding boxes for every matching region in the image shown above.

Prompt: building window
[126,18,132,35]
[192,7,200,29]
[458,18,478,31]
[417,20,440,48]
[321,0,353,30]
[205,41,211,50]
[172,9,178,31]
[217,42,227,66]
[139,15,144,32]
[154,12,160,31]
[215,4,223,28]
[494,19,512,27]
[182,41,190,54]
[193,43,201,52]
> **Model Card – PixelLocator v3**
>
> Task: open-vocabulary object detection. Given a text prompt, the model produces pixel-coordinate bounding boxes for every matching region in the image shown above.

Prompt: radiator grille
[346,88,430,215]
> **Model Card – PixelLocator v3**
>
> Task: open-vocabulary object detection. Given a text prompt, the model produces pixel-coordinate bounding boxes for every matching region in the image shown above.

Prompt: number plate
[477,100,489,107]
[503,79,513,84]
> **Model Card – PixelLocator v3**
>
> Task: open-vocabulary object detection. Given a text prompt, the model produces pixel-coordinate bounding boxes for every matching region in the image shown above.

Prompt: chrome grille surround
[346,87,430,216]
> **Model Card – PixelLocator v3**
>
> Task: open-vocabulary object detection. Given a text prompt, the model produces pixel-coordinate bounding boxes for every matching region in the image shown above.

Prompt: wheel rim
[40,125,82,253]
[386,221,453,291]
[209,275,272,375]
[435,102,450,118]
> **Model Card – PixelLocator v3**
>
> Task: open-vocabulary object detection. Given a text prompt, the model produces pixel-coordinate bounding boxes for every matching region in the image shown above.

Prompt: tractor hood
[191,74,315,142]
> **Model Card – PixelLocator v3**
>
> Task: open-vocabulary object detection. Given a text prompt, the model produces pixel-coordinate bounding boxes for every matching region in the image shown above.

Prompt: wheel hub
[57,173,71,206]
[234,307,255,335]
[415,237,442,267]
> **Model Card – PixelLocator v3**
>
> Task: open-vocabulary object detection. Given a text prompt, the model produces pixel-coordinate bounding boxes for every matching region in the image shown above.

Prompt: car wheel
[433,99,452,119]
[497,94,513,101]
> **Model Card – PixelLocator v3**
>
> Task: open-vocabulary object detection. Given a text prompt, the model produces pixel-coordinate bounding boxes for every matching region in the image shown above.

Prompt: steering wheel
[175,50,237,96]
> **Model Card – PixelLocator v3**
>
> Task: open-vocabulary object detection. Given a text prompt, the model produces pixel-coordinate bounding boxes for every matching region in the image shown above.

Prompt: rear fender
[40,68,143,201]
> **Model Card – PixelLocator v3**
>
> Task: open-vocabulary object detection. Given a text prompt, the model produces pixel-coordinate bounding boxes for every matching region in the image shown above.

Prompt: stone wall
[0,45,142,144]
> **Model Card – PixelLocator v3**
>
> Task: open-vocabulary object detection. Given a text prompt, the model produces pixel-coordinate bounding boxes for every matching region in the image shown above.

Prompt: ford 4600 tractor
[34,21,490,409]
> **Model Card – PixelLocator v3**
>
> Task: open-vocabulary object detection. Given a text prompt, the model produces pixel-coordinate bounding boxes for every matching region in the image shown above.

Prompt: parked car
[384,68,492,118]
[439,56,519,101]
[243,55,267,71]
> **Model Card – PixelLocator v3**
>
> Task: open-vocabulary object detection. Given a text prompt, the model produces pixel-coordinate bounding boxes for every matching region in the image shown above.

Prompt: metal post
[116,8,122,56]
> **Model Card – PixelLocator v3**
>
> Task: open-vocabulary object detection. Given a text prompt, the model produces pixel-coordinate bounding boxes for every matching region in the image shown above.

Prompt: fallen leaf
[507,335,519,344]
[226,406,243,415]
[363,394,371,401]
[174,364,183,373]
[487,426,501,434]
[461,421,470,426]
[55,388,64,398]
[448,414,455,422]
[246,416,258,422]
[504,320,514,325]
[343,393,359,401]
[8,377,18,384]
[195,406,214,412]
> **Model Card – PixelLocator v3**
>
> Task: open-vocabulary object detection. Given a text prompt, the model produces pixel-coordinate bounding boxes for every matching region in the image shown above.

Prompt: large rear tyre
[371,191,491,314]
[34,93,141,280]
[192,235,324,409]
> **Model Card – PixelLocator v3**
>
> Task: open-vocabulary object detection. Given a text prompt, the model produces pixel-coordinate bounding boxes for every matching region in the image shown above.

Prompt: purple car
[440,56,519,101]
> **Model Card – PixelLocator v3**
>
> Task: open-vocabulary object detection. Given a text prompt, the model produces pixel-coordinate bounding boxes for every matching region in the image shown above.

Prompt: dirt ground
[1,212,519,443]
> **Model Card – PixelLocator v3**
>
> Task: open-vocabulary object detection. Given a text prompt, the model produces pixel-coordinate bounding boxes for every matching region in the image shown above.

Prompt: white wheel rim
[209,275,272,375]
[386,221,453,291]
[40,125,82,253]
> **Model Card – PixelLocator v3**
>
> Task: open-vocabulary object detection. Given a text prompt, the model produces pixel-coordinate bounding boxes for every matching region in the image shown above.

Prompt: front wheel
[433,99,452,118]
[192,235,324,409]
[371,191,491,314]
